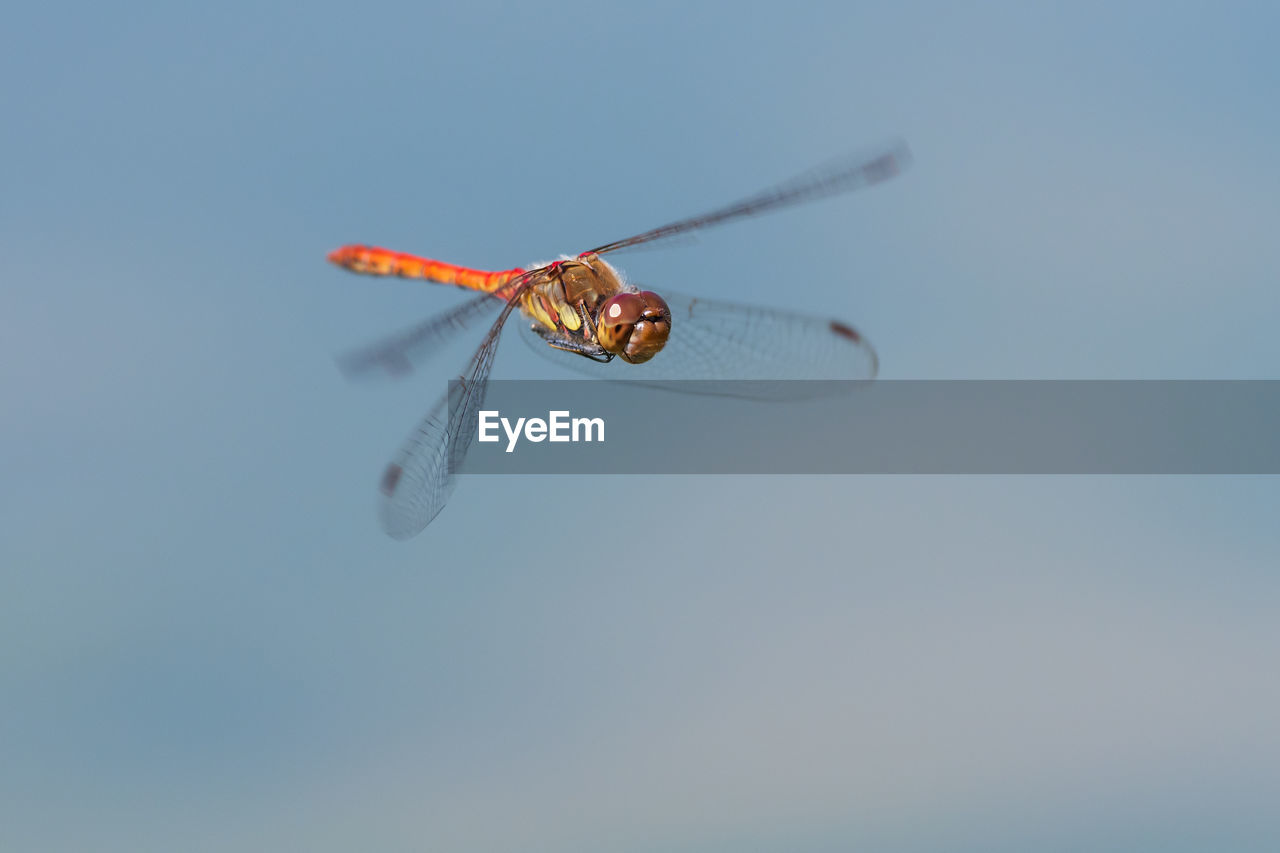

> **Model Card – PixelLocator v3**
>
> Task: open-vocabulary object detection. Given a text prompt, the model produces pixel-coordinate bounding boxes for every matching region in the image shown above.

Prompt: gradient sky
[2,2,1278,851]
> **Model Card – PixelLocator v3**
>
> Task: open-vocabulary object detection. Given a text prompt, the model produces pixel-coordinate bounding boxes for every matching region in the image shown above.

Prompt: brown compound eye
[601,292,645,328]
[596,293,642,356]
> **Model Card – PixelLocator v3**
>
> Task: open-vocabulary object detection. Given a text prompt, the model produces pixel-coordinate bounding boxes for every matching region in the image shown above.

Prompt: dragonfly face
[596,290,672,363]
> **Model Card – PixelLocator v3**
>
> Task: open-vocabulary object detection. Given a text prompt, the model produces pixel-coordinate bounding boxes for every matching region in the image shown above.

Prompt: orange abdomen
[327,245,523,294]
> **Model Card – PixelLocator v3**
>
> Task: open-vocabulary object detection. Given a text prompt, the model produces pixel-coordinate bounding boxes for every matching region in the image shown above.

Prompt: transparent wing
[337,290,503,381]
[589,140,910,255]
[516,290,878,399]
[375,289,527,538]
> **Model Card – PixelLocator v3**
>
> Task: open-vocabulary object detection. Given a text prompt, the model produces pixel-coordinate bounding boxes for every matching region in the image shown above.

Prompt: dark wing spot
[829,320,861,342]
[380,464,403,497]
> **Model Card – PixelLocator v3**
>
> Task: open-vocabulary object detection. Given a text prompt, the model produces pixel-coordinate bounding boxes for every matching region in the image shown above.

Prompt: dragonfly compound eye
[597,291,671,364]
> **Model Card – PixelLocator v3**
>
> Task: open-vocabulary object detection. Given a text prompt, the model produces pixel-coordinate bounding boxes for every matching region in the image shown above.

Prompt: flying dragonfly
[329,141,910,538]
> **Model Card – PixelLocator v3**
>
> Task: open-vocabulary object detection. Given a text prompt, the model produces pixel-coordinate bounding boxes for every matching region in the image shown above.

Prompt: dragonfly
[329,141,910,538]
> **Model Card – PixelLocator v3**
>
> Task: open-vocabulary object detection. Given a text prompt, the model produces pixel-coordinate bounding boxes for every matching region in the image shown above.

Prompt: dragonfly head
[597,291,671,363]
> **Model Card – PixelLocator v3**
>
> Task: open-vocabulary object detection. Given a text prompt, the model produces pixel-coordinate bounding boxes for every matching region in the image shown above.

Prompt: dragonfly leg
[530,324,614,363]
[549,339,614,363]
[577,301,600,344]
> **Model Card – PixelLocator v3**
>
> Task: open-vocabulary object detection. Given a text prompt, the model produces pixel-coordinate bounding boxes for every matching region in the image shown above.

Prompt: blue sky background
[2,2,1278,851]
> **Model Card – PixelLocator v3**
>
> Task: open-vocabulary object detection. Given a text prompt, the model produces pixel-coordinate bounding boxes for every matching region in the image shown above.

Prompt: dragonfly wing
[376,391,454,539]
[376,293,524,538]
[516,290,877,399]
[337,290,503,381]
[589,140,910,255]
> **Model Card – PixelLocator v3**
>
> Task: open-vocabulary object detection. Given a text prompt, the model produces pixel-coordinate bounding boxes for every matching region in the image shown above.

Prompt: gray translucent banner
[448,380,1280,474]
